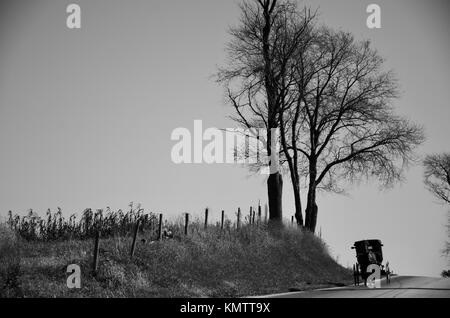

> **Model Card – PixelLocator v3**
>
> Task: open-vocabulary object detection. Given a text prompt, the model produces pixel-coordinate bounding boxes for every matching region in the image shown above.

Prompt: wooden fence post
[221,210,225,230]
[252,209,256,225]
[204,208,209,229]
[92,230,100,275]
[184,213,189,236]
[98,213,103,233]
[258,203,262,224]
[237,208,241,230]
[249,207,252,224]
[158,213,163,241]
[130,218,141,259]
[149,217,153,239]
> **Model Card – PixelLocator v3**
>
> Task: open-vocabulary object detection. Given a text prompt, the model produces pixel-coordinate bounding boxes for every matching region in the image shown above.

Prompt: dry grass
[6,203,158,241]
[1,219,351,298]
[0,224,22,297]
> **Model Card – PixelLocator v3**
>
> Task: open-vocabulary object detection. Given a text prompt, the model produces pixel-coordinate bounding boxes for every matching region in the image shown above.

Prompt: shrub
[7,203,159,242]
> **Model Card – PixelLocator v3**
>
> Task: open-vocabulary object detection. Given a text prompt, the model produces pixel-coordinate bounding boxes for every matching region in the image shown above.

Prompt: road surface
[264,276,450,298]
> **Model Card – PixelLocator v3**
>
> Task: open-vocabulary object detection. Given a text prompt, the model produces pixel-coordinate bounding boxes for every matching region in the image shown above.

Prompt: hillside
[0,222,351,297]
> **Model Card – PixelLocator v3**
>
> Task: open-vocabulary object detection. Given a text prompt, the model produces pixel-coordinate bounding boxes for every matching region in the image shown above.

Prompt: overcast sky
[0,0,449,276]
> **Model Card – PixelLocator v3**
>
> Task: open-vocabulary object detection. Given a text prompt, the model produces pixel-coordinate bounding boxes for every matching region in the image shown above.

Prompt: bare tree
[424,153,450,263]
[282,28,424,233]
[218,0,315,224]
[445,212,450,258]
[424,153,450,205]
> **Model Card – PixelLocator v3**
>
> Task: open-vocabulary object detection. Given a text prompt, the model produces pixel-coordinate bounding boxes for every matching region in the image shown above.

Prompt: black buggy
[351,239,391,286]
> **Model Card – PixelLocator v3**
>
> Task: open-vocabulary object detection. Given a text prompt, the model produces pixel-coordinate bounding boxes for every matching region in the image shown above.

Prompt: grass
[0,215,352,298]
[0,224,22,297]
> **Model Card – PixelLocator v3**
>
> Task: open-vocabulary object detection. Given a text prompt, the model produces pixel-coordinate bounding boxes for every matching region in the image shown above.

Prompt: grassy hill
[0,222,351,297]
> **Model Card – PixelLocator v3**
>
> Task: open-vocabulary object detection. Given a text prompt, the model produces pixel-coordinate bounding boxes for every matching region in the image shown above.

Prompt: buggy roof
[354,239,382,245]
[353,239,383,250]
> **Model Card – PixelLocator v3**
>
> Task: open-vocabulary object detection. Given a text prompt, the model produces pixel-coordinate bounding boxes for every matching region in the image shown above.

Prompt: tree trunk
[279,107,303,227]
[268,172,283,223]
[305,163,318,233]
[293,181,303,226]
[260,0,284,225]
[305,188,318,233]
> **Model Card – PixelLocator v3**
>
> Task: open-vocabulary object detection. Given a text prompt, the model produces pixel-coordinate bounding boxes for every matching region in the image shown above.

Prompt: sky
[0,0,449,277]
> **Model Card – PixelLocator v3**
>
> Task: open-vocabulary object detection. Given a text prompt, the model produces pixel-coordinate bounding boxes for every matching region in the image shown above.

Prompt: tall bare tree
[424,153,450,205]
[424,153,450,262]
[218,0,315,224]
[282,28,424,233]
[445,212,450,260]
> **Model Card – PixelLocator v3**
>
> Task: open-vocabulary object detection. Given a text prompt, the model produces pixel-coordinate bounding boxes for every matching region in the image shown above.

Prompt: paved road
[265,276,450,298]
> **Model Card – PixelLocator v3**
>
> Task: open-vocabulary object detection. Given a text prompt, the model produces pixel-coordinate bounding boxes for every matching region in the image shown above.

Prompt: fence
[6,203,304,275]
